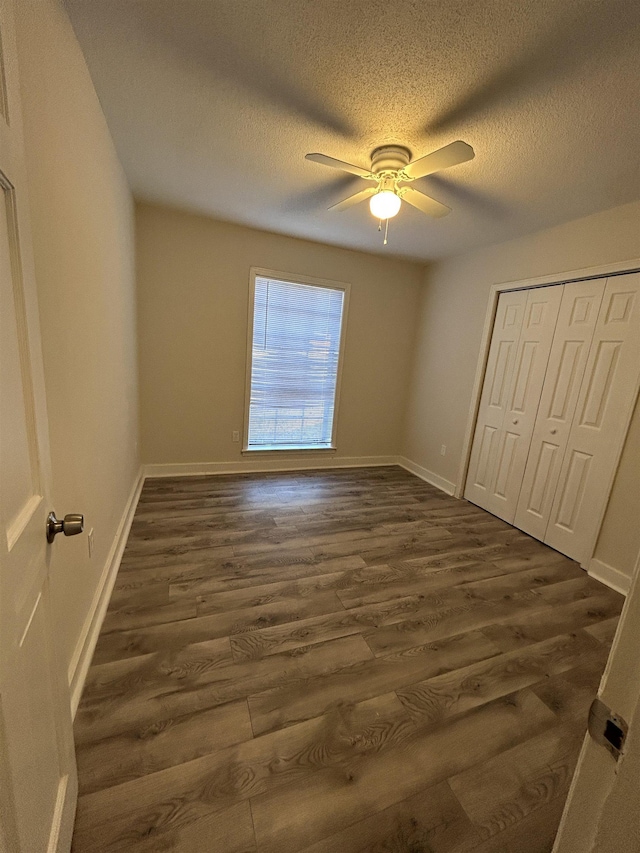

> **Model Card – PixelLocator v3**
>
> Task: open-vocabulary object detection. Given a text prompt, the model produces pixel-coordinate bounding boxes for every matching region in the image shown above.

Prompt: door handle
[46,511,84,543]
[550,428,558,434]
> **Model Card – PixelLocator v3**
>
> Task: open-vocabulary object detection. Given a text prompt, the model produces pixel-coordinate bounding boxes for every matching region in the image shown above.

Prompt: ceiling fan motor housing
[370,145,412,174]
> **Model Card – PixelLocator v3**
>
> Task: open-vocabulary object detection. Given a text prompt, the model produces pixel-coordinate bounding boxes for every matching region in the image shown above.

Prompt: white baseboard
[143,455,400,478]
[47,771,75,853]
[397,456,457,496]
[588,558,631,596]
[68,468,144,717]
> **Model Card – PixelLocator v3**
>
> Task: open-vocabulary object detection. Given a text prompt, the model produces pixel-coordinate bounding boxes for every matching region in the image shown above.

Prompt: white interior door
[514,278,606,541]
[544,273,640,565]
[554,549,640,853]
[0,1,77,851]
[465,285,562,522]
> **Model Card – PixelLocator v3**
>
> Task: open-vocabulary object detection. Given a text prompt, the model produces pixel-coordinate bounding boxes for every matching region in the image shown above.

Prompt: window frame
[242,267,351,454]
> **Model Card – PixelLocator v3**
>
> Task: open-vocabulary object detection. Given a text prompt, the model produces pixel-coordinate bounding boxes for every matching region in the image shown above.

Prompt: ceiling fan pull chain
[378,219,382,231]
[383,218,389,245]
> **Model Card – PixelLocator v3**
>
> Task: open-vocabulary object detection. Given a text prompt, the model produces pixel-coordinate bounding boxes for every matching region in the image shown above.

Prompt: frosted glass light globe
[369,190,401,219]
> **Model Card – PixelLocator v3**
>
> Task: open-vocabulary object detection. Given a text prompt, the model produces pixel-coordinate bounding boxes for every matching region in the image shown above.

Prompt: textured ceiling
[64,0,640,261]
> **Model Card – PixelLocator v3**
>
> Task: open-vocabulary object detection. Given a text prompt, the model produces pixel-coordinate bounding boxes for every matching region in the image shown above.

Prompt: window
[244,270,349,451]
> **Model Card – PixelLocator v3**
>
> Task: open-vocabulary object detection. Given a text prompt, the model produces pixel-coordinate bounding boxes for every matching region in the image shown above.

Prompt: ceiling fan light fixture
[369,190,401,220]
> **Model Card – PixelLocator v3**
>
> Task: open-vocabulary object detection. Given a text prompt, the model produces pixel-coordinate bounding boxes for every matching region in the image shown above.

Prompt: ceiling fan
[305,141,475,225]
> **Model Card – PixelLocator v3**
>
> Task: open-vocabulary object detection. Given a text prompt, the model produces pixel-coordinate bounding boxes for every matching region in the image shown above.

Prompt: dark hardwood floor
[71,466,623,853]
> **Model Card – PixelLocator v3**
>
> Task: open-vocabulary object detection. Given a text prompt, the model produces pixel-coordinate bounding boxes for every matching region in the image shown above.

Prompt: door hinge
[588,697,628,761]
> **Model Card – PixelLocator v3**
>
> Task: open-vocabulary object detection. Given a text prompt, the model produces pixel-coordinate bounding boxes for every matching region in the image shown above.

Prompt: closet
[465,271,640,565]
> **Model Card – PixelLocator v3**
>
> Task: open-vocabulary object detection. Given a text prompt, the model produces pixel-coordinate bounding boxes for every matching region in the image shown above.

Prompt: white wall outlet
[88,528,95,558]
[232,430,240,442]
[441,444,446,456]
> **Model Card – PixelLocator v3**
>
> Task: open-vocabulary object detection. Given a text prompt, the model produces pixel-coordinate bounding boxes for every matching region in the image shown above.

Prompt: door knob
[512,419,519,425]
[550,428,558,435]
[46,511,84,543]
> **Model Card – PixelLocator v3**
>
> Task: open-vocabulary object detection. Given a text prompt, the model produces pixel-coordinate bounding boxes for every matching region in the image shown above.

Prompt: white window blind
[246,275,346,450]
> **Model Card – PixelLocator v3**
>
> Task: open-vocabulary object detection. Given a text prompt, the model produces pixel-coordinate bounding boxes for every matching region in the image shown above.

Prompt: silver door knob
[46,511,84,543]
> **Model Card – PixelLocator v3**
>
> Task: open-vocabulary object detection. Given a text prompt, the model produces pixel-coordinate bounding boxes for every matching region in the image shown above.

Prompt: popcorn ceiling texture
[64,0,640,261]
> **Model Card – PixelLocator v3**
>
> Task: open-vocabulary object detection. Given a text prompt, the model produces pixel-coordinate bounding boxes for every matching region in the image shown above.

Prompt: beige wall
[136,202,423,467]
[15,0,139,677]
[403,200,640,576]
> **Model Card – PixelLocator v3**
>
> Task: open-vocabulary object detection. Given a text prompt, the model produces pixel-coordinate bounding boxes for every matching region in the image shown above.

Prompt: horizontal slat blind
[247,276,345,449]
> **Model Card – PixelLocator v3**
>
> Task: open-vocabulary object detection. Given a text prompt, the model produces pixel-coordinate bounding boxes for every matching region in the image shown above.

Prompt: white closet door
[465,291,527,515]
[545,272,640,564]
[465,286,562,522]
[514,278,606,541]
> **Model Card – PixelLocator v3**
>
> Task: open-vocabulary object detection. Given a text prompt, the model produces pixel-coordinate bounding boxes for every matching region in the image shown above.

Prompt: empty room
[2,1,640,851]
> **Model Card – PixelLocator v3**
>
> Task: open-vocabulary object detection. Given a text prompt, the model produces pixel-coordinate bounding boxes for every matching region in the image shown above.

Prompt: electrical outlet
[232,430,240,443]
[88,528,95,558]
[440,444,446,456]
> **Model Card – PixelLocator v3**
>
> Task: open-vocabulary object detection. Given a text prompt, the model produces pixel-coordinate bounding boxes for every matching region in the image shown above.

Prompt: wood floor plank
[107,581,172,611]
[107,595,375,664]
[171,553,367,595]
[91,613,233,665]
[76,699,253,795]
[119,542,236,571]
[283,527,455,566]
[124,523,279,552]
[532,653,609,723]
[74,798,257,853]
[451,792,567,853]
[385,541,528,572]
[76,634,374,745]
[449,723,579,843]
[584,615,620,645]
[116,554,366,597]
[231,571,587,664]
[228,593,431,661]
[248,629,501,736]
[335,559,583,614]
[72,467,621,853]
[456,562,585,600]
[297,780,481,853]
[480,590,623,653]
[363,597,545,658]
[100,598,198,634]
[192,571,349,615]
[485,546,577,573]
[396,631,601,727]
[249,690,556,853]
[73,692,413,851]
[165,800,256,853]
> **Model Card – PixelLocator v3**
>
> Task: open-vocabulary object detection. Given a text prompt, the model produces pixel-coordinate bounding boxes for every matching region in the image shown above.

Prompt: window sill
[241,446,337,455]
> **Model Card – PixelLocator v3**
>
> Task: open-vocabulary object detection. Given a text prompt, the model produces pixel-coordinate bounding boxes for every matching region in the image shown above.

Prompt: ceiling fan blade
[400,186,451,218]
[328,187,377,211]
[403,141,475,180]
[306,153,374,179]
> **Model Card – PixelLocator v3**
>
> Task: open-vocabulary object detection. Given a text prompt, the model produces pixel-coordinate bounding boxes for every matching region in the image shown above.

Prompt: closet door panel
[465,291,527,511]
[514,279,606,540]
[494,286,563,521]
[544,273,640,563]
[466,286,561,522]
